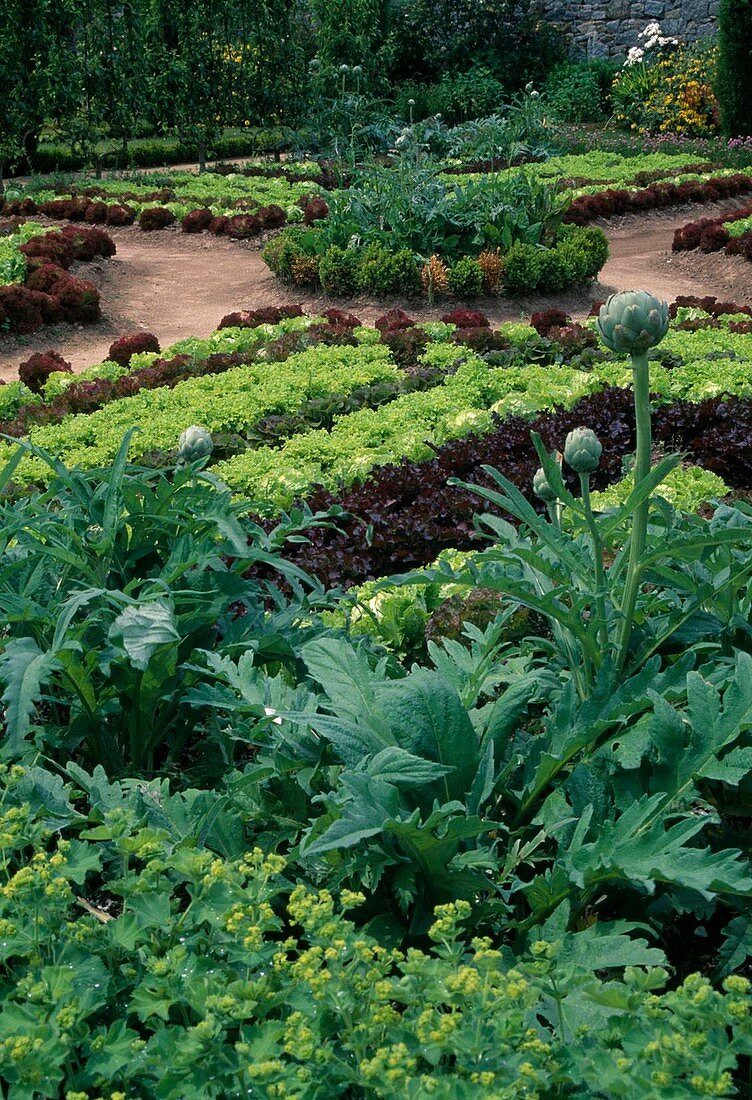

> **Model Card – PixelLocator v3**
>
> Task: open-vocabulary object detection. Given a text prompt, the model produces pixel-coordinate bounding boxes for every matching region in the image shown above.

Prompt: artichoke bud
[596,290,669,353]
[564,426,602,474]
[533,467,558,502]
[178,425,213,463]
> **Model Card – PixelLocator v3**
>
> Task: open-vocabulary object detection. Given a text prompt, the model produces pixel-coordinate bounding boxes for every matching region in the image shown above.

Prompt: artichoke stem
[617,350,652,671]
[579,472,609,653]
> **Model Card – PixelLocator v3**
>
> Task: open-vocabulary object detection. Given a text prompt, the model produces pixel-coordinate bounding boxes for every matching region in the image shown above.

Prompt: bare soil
[3,197,752,381]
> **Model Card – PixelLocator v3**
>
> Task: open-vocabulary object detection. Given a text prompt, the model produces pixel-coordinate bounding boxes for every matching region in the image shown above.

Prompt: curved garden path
[2,198,752,380]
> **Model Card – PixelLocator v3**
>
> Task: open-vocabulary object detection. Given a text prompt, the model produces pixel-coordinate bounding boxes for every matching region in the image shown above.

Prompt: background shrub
[545,59,618,122]
[425,65,505,124]
[717,0,752,135]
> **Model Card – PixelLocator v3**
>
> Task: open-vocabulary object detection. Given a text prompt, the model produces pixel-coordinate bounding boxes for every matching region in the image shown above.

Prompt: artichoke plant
[596,289,670,670]
[564,427,602,475]
[533,466,557,502]
[178,425,213,464]
[596,290,669,353]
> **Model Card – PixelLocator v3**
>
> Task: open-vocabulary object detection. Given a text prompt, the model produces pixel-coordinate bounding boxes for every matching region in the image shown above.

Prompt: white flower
[625,46,644,66]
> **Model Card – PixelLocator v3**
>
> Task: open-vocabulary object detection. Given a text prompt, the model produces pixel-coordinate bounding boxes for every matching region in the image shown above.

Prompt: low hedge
[25,127,302,174]
[263,224,609,299]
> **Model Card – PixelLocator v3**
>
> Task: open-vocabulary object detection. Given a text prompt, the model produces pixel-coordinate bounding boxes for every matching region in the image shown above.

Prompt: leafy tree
[311,0,391,88]
[0,0,54,187]
[716,0,752,135]
[93,0,149,160]
[146,0,233,171]
[387,0,563,88]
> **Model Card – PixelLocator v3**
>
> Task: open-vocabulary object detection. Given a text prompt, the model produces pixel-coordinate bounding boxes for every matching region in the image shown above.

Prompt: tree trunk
[198,140,206,174]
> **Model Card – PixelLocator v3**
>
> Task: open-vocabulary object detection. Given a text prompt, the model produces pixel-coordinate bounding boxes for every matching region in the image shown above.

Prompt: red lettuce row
[281,386,751,590]
[0,194,329,236]
[0,225,115,335]
[564,173,752,226]
[672,205,752,262]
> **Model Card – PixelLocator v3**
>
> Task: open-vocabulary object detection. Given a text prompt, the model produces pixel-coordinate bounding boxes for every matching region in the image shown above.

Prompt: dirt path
[3,198,752,380]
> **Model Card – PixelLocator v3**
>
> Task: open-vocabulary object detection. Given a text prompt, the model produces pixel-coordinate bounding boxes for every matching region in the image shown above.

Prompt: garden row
[0,223,115,335]
[670,200,752,265]
[2,169,328,238]
[6,301,752,587]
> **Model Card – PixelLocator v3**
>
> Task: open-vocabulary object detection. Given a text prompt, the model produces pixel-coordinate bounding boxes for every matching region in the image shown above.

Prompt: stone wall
[534,0,719,58]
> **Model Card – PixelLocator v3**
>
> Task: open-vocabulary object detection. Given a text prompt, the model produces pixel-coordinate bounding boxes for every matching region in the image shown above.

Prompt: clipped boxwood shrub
[537,248,574,292]
[447,257,484,297]
[262,229,314,282]
[320,246,360,296]
[356,244,420,297]
[502,242,544,294]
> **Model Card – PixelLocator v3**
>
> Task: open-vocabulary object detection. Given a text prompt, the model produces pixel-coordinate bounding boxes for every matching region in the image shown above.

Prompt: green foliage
[0,222,54,285]
[321,161,567,259]
[388,0,564,90]
[311,0,390,92]
[0,762,750,1098]
[447,256,484,297]
[717,0,752,135]
[355,244,421,296]
[319,245,360,296]
[545,60,618,123]
[10,342,400,477]
[0,435,335,776]
[425,65,506,124]
[590,465,730,513]
[502,241,544,294]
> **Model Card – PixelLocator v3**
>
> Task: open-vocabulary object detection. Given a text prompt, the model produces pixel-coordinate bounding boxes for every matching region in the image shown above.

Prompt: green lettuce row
[212,332,752,508]
[0,316,325,419]
[212,357,605,506]
[445,151,705,187]
[27,173,319,218]
[725,213,752,237]
[10,344,402,481]
[10,316,752,506]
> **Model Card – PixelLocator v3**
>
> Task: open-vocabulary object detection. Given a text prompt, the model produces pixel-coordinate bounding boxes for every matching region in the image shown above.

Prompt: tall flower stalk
[596,290,669,671]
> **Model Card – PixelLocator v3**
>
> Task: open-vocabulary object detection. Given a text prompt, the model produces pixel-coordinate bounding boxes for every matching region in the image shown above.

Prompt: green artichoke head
[596,290,669,353]
[533,467,558,502]
[564,426,602,474]
[178,425,213,463]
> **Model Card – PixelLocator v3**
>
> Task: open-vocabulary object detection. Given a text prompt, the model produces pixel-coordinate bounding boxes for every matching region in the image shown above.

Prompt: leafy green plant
[545,60,617,123]
[717,0,752,136]
[1,760,750,1098]
[0,433,336,777]
[447,256,484,297]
